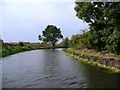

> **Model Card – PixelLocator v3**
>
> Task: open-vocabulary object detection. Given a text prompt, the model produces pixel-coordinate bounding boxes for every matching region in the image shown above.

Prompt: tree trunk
[52,42,55,49]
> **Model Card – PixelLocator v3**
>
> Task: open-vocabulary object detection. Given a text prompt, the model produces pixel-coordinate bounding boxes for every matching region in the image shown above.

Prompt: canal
[2,49,119,88]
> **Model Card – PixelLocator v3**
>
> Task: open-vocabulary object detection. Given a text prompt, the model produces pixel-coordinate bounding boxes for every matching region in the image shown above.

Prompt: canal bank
[1,46,66,57]
[1,46,51,57]
[62,48,120,73]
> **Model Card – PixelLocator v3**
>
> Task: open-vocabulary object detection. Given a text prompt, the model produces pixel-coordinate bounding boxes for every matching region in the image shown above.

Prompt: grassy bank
[62,48,120,73]
[1,44,67,57]
[1,46,53,57]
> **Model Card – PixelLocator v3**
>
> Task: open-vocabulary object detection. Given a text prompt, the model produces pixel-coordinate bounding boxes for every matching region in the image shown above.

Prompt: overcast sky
[1,0,89,43]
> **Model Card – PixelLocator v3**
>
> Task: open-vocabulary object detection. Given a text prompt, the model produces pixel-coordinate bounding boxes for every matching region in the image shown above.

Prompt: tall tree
[38,25,63,48]
[74,1,120,54]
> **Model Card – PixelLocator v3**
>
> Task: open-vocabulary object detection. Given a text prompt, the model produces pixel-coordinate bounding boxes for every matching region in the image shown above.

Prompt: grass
[66,48,120,60]
[1,44,68,57]
[62,48,120,73]
[1,45,53,57]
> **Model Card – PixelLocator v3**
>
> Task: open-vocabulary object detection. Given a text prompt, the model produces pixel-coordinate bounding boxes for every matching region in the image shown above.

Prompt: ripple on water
[22,83,40,88]
[61,76,88,88]
[69,82,78,85]
[2,50,119,88]
[3,80,17,84]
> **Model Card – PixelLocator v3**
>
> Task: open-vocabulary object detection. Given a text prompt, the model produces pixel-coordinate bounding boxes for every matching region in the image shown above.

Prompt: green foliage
[38,25,63,48]
[70,30,90,49]
[38,35,43,41]
[2,44,51,57]
[74,2,120,54]
[18,42,24,46]
[62,37,70,47]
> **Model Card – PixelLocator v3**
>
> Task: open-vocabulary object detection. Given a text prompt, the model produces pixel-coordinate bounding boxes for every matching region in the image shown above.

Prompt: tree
[38,25,63,48]
[18,42,24,46]
[70,31,90,49]
[74,1,120,54]
[38,35,43,41]
[62,37,69,47]
[0,39,3,49]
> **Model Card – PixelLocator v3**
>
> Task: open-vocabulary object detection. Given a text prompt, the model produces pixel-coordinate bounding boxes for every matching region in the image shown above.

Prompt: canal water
[2,49,119,88]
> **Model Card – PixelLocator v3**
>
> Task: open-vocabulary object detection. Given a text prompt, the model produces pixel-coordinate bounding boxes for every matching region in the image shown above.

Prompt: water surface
[2,49,119,88]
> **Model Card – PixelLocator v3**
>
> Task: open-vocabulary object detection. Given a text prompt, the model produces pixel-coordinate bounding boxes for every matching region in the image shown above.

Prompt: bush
[18,42,24,46]
[70,31,90,49]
